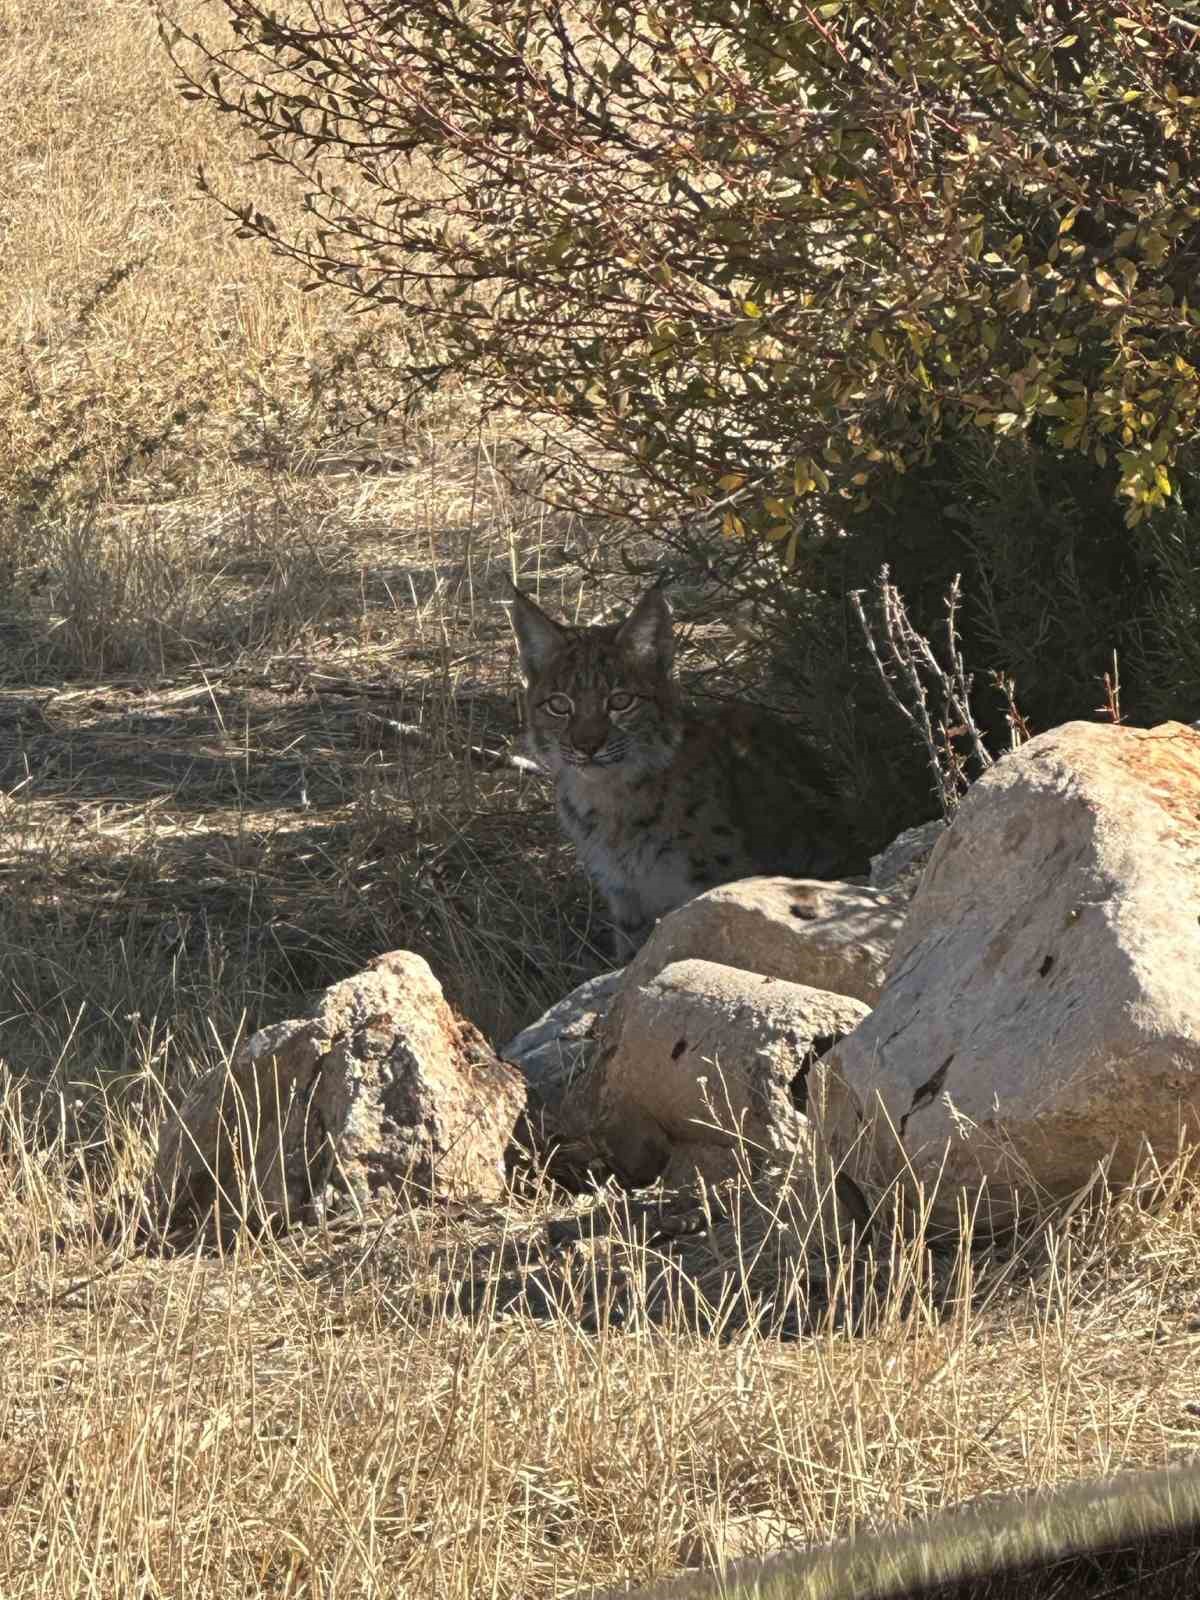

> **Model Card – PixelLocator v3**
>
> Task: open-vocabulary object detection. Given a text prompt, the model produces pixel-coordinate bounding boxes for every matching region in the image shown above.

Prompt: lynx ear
[507,581,567,681]
[615,583,674,673]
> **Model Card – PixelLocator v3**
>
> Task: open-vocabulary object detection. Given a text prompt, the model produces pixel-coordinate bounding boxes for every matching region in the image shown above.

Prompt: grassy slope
[1,3,1200,1597]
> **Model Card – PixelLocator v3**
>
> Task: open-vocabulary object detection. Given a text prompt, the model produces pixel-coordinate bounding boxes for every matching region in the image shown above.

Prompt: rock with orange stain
[813,722,1200,1233]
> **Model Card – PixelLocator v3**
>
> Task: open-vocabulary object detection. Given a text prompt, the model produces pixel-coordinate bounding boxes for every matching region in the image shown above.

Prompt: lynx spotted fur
[508,582,861,956]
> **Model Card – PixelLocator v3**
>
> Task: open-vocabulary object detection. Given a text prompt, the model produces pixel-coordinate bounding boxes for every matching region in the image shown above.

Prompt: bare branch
[852,567,998,820]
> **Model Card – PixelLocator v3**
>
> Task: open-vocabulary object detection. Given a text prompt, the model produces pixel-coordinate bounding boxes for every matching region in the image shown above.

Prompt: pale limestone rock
[153,950,525,1234]
[506,872,900,1184]
[501,970,625,1190]
[869,818,946,897]
[508,874,897,1189]
[618,875,903,1008]
[501,970,623,1090]
[814,721,1200,1232]
[597,956,868,1197]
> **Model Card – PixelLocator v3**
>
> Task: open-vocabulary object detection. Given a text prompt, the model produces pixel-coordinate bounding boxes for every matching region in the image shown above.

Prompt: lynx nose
[570,720,609,760]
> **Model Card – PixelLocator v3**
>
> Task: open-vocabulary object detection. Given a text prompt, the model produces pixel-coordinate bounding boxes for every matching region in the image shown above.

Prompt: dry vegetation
[3,3,1200,1596]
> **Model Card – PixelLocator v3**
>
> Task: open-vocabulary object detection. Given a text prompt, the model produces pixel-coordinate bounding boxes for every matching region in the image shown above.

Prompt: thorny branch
[851,567,998,819]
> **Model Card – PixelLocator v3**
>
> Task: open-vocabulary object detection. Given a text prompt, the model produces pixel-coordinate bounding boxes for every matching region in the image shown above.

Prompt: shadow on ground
[0,674,601,1085]
[299,1184,894,1343]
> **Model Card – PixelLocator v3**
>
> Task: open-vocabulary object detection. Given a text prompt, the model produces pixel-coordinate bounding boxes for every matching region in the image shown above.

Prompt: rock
[501,969,623,1090]
[508,874,902,1186]
[869,818,946,897]
[507,876,901,1189]
[500,971,624,1190]
[152,950,526,1235]
[597,956,869,1200]
[814,721,1200,1233]
[617,875,903,1008]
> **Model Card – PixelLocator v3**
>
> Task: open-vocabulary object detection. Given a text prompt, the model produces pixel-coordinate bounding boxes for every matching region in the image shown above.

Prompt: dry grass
[3,3,1200,1596]
[0,0,613,1059]
[5,1088,1200,1599]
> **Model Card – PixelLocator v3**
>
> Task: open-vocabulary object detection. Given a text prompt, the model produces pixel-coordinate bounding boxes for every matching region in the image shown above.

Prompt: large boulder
[501,970,624,1091]
[618,875,903,1008]
[504,875,900,1189]
[501,970,625,1190]
[596,956,869,1205]
[813,721,1200,1232]
[869,818,946,898]
[153,950,526,1235]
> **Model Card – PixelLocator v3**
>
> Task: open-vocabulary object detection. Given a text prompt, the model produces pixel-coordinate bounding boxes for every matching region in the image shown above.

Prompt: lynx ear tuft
[507,581,567,681]
[615,584,674,673]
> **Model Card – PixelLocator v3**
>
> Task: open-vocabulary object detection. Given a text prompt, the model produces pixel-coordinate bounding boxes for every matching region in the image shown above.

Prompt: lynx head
[507,582,683,779]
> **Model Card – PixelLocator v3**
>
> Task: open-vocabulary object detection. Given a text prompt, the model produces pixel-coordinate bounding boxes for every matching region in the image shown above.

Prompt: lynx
[508,581,862,956]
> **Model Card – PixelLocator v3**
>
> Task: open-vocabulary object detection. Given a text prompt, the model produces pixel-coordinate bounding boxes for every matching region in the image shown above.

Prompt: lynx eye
[607,691,637,713]
[543,693,573,716]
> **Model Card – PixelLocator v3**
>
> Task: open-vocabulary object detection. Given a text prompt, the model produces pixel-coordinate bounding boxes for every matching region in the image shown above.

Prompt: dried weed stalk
[851,567,998,819]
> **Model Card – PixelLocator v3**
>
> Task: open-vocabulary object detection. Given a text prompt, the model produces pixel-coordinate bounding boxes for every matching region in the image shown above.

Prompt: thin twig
[851,566,999,819]
[1096,650,1124,724]
[368,714,543,775]
[990,669,1032,750]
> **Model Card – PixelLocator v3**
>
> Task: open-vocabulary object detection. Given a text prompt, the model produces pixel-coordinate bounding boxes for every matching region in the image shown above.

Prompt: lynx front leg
[611,921,652,962]
[606,888,652,962]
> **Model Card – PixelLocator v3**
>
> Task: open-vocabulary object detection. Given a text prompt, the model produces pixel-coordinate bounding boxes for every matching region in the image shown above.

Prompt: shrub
[159,0,1200,836]
[160,1,1200,520]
